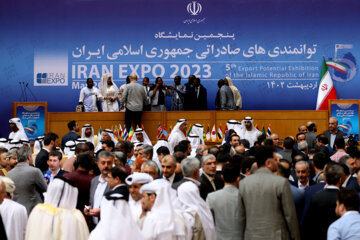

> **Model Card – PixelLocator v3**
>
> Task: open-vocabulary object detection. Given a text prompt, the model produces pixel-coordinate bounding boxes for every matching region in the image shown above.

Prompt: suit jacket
[89,175,110,208]
[345,176,360,192]
[290,185,305,223]
[238,168,300,240]
[192,84,208,110]
[63,169,94,210]
[199,173,224,200]
[35,149,49,174]
[300,182,326,225]
[323,129,347,150]
[7,162,47,215]
[61,131,80,150]
[105,184,129,201]
[206,185,241,240]
[303,188,339,240]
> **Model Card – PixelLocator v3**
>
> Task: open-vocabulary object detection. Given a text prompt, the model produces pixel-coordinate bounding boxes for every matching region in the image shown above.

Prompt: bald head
[130,73,138,82]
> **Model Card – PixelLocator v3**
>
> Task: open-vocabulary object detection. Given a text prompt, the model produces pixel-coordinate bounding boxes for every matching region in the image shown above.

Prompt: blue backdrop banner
[0,0,359,137]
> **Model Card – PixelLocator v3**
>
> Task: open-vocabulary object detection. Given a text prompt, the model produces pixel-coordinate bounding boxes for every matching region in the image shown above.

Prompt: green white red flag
[316,58,338,110]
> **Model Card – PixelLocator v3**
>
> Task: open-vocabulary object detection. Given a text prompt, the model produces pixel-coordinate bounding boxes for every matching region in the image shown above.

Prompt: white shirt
[93,176,108,224]
[0,198,27,240]
[129,196,142,222]
[298,179,309,189]
[163,172,176,185]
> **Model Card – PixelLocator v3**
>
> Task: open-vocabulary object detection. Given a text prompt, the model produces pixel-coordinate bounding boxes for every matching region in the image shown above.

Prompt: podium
[12,102,47,142]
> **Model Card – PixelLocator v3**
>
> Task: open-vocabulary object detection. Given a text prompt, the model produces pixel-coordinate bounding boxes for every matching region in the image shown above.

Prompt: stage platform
[47,110,329,144]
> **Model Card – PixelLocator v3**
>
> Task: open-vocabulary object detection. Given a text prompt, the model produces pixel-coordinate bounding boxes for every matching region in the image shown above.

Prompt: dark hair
[339,162,350,176]
[230,154,243,171]
[156,146,170,156]
[239,139,250,149]
[67,120,77,131]
[222,163,239,183]
[262,138,274,146]
[316,134,329,145]
[241,156,254,174]
[75,143,89,154]
[49,150,62,161]
[208,146,219,157]
[174,144,187,154]
[307,123,316,132]
[76,152,94,171]
[0,147,8,155]
[173,151,185,163]
[102,140,115,151]
[109,166,128,183]
[230,134,240,142]
[337,189,360,211]
[296,132,305,141]
[283,137,295,150]
[174,75,181,81]
[85,141,95,151]
[255,146,275,167]
[155,77,162,84]
[217,151,231,163]
[86,78,93,83]
[312,152,327,170]
[334,137,345,150]
[179,140,190,147]
[143,77,149,82]
[217,79,225,88]
[44,132,59,146]
[325,163,344,185]
[118,141,134,154]
[278,161,291,178]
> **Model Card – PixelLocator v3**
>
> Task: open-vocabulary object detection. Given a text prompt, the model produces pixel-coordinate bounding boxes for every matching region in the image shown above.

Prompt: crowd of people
[0,116,360,240]
[78,74,242,113]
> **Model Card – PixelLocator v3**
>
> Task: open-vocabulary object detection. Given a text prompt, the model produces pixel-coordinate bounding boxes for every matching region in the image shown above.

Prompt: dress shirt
[164,173,176,185]
[93,175,108,224]
[298,179,309,189]
[203,172,216,190]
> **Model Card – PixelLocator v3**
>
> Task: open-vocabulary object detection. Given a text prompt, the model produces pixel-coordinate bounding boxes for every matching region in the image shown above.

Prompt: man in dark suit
[198,154,224,200]
[323,117,347,150]
[44,150,68,184]
[83,151,112,228]
[35,132,59,174]
[302,163,344,240]
[105,166,129,201]
[294,160,315,189]
[160,155,183,187]
[191,78,208,110]
[183,75,195,110]
[61,120,80,151]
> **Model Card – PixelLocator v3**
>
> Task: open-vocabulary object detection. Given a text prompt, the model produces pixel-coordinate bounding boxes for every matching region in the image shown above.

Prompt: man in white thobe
[25,177,89,240]
[168,119,188,154]
[81,124,95,145]
[9,118,28,141]
[125,172,153,221]
[240,116,262,147]
[0,176,27,240]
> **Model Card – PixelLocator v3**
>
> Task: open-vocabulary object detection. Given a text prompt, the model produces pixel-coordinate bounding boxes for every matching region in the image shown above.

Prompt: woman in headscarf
[225,77,242,110]
[149,77,171,111]
[99,74,119,112]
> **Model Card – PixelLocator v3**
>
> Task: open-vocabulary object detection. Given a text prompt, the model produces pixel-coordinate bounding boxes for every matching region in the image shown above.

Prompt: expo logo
[36,73,66,85]
[187,1,202,16]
